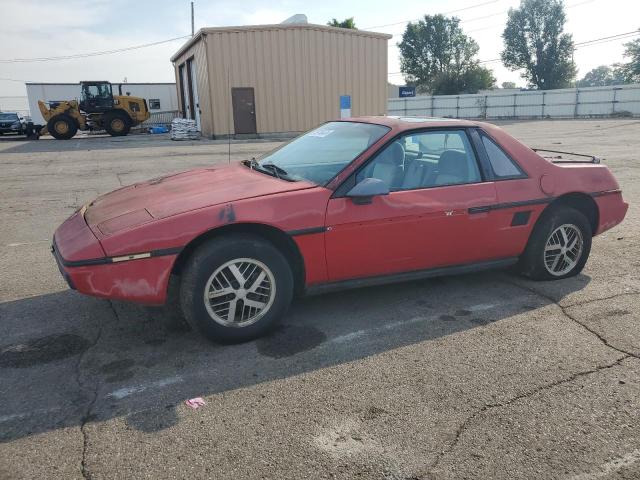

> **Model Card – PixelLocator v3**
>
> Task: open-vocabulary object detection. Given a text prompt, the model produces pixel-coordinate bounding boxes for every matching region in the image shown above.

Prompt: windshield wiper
[247,157,261,171]
[246,158,296,181]
[261,162,292,180]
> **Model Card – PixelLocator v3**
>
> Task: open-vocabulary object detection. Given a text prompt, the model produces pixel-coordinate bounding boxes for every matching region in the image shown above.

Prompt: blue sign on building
[340,95,352,118]
[399,86,416,97]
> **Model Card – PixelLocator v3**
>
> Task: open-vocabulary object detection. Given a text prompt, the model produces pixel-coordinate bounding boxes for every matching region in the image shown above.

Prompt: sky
[1,0,639,103]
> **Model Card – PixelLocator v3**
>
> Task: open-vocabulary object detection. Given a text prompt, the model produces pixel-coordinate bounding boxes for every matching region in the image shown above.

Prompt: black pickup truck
[0,112,40,139]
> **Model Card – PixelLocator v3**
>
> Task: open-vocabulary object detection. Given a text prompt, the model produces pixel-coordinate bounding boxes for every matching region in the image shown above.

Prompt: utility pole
[191,1,195,36]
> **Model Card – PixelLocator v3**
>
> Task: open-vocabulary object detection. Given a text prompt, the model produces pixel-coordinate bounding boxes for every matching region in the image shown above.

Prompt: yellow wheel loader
[38,81,150,140]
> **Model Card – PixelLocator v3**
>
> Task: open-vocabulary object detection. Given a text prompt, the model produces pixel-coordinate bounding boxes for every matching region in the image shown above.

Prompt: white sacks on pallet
[171,118,200,140]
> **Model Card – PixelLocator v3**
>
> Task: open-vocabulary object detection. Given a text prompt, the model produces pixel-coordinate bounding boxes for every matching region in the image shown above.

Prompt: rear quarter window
[481,134,526,179]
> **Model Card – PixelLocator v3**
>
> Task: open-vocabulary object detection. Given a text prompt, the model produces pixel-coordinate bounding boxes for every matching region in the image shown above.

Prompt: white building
[25,82,178,124]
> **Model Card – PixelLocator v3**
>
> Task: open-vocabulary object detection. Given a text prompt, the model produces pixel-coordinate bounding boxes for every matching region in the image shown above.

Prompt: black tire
[47,114,77,140]
[519,206,592,280]
[180,234,294,343]
[104,112,131,136]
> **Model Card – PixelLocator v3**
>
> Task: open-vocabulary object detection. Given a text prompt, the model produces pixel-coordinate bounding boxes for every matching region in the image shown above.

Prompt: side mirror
[345,178,389,205]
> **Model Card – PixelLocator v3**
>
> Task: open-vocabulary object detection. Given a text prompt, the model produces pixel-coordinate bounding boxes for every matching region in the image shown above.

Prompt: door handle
[468,206,491,214]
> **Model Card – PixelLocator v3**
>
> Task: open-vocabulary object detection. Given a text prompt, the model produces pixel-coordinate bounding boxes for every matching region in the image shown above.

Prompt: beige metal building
[170,23,391,138]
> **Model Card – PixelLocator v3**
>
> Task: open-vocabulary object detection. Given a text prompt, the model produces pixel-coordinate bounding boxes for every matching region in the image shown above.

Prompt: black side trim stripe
[469,189,622,215]
[53,240,182,268]
[468,206,491,214]
[287,226,327,237]
[151,247,183,257]
[469,197,554,214]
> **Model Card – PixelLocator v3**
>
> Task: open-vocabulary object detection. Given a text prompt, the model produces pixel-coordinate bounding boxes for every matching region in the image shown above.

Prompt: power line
[380,0,598,35]
[364,0,501,30]
[386,29,639,76]
[575,30,639,47]
[0,35,190,64]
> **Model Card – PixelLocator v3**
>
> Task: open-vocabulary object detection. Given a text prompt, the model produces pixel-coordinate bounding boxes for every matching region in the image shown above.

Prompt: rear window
[481,134,526,179]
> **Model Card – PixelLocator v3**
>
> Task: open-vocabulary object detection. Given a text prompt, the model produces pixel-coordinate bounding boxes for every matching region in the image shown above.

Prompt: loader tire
[47,114,77,140]
[104,112,131,137]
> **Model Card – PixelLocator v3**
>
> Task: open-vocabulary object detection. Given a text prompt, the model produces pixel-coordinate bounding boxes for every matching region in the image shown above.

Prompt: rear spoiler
[533,148,601,164]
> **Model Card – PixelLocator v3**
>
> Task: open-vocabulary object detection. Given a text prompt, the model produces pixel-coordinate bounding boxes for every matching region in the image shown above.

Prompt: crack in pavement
[423,279,640,477]
[115,173,125,187]
[74,302,112,479]
[503,280,640,360]
[427,355,632,476]
[562,290,640,309]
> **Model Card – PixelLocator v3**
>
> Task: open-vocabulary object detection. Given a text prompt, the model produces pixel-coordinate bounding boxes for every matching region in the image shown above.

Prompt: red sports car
[52,117,628,343]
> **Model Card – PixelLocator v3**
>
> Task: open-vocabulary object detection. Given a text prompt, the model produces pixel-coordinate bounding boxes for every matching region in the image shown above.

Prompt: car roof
[342,116,482,130]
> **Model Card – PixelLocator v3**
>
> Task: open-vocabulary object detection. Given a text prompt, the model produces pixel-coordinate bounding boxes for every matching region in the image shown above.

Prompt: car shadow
[0,269,589,442]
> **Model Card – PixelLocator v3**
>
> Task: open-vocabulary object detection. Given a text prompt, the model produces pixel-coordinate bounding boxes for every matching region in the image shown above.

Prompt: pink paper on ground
[185,397,206,409]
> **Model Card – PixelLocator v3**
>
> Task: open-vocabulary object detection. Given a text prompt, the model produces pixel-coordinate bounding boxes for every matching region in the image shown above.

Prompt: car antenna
[227,69,231,164]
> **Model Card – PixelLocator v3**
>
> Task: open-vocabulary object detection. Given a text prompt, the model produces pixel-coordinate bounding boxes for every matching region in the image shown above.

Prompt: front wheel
[519,206,592,280]
[179,235,294,343]
[104,112,131,136]
[47,114,78,140]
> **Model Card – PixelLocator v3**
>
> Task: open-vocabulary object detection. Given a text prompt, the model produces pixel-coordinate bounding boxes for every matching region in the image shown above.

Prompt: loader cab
[79,81,114,113]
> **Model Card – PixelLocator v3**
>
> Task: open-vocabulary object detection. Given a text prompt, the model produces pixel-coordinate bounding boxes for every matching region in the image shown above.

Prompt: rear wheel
[104,112,131,136]
[47,114,77,140]
[180,235,294,343]
[519,206,592,280]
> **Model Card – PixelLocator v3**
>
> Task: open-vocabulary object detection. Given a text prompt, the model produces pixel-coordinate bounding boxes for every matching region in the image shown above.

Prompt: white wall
[26,83,178,124]
[388,84,640,119]
[0,96,30,116]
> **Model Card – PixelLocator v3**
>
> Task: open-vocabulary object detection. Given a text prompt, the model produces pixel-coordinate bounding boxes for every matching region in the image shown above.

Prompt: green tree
[501,81,517,89]
[614,37,640,83]
[501,0,576,89]
[577,65,625,87]
[327,17,356,29]
[399,14,495,94]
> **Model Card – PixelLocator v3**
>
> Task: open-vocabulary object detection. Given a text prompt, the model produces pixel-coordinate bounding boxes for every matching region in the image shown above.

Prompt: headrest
[377,141,404,165]
[438,150,469,179]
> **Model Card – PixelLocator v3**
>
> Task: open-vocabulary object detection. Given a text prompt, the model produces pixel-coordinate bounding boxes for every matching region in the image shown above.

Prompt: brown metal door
[231,87,256,135]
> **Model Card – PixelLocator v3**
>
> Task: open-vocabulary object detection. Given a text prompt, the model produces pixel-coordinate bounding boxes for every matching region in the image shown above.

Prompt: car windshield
[254,121,390,185]
[0,113,18,121]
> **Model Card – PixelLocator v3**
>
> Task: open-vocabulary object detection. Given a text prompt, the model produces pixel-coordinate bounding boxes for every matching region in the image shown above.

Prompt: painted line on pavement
[329,303,501,345]
[108,376,184,400]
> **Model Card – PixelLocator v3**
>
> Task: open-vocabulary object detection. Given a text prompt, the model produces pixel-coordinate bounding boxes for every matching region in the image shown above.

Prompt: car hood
[85,162,315,235]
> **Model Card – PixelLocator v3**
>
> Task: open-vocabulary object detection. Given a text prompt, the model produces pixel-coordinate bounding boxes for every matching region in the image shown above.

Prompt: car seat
[370,141,405,190]
[434,150,470,185]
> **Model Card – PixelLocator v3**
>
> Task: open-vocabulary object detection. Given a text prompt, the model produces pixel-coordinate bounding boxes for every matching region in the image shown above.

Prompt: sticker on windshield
[308,128,334,138]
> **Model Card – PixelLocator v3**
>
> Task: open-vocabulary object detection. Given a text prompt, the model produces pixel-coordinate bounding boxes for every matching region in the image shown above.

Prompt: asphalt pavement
[0,119,639,479]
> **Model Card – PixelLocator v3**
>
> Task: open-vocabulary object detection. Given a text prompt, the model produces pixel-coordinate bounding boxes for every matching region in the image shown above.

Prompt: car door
[324,128,504,282]
[468,128,536,258]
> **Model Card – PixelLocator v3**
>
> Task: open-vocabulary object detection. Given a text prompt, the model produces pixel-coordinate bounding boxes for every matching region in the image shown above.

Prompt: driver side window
[356,130,481,191]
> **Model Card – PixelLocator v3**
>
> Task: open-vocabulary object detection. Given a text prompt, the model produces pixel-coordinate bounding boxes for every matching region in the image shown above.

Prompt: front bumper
[52,211,179,305]
[51,240,76,290]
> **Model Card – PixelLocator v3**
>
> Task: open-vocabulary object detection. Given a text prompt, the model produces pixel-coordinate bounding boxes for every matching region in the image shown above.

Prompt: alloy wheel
[544,224,583,276]
[203,258,276,327]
